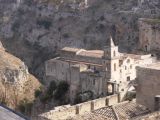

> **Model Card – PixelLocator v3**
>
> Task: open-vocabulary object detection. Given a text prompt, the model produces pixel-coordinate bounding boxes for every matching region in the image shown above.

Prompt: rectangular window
[127,76,130,81]
[93,79,95,85]
[114,63,116,71]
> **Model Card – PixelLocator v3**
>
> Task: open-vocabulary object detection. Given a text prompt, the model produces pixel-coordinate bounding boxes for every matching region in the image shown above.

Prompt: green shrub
[40,94,51,103]
[125,92,136,101]
[36,20,52,29]
[47,81,57,96]
[18,99,33,114]
[54,81,69,100]
[34,89,42,98]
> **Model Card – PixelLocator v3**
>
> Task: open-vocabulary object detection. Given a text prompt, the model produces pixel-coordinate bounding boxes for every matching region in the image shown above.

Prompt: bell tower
[103,36,120,81]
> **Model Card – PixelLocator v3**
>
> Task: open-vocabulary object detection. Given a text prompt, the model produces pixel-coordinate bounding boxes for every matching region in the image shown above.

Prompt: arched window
[114,63,116,71]
[127,59,130,63]
[125,66,127,70]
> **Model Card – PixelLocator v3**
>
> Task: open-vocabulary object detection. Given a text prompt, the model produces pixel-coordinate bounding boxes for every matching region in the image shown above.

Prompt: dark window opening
[114,63,116,71]
[93,79,96,85]
[127,76,130,81]
[145,45,148,52]
[113,51,116,57]
[88,65,91,69]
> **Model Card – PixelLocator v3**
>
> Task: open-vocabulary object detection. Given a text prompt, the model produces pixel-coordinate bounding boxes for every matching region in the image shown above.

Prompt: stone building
[45,37,156,103]
[136,62,160,111]
[139,18,160,52]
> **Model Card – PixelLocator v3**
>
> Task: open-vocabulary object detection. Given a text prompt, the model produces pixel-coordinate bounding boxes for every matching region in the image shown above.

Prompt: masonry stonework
[139,18,160,52]
[136,63,160,111]
[38,94,119,120]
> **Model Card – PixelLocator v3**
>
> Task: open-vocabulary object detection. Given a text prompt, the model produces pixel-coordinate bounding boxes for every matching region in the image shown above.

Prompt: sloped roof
[61,47,104,58]
[61,47,82,53]
[0,104,29,120]
[69,101,150,120]
[78,50,104,58]
[139,62,160,70]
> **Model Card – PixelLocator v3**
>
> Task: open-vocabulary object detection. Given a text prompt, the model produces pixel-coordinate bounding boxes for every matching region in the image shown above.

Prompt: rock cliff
[0,41,41,112]
[0,0,159,79]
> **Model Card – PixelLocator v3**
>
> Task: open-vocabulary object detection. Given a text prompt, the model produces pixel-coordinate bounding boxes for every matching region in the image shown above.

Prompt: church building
[45,37,156,103]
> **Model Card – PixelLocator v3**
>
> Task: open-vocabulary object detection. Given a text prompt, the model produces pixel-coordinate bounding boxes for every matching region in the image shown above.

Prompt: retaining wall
[38,94,120,120]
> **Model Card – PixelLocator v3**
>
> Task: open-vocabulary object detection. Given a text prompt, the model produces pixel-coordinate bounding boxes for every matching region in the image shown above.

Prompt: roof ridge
[111,106,120,120]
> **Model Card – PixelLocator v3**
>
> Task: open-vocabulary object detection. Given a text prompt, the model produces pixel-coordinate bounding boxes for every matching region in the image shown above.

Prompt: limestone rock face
[0,0,159,79]
[0,42,41,109]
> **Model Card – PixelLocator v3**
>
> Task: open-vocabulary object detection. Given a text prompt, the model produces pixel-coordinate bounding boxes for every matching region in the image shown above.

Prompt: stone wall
[139,18,160,52]
[92,97,106,110]
[136,66,160,111]
[38,94,119,120]
[134,111,160,120]
[77,101,92,114]
[107,94,119,106]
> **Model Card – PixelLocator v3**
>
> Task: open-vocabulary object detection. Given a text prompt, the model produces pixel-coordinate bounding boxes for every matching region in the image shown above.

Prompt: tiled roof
[93,106,117,120]
[61,47,82,53]
[68,112,107,120]
[139,62,160,70]
[69,101,150,120]
[114,101,150,120]
[61,47,104,58]
[78,50,104,58]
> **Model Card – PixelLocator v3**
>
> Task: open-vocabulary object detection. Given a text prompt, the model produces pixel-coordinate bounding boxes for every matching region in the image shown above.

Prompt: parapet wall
[39,94,119,120]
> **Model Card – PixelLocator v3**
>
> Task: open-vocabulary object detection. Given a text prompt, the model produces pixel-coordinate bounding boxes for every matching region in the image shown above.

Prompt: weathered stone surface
[0,42,41,110]
[0,0,159,80]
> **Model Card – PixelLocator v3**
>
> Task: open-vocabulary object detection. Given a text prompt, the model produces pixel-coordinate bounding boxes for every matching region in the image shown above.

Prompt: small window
[113,51,116,57]
[121,89,124,91]
[130,65,132,69]
[145,45,148,51]
[125,66,127,70]
[114,63,116,71]
[127,76,130,81]
[88,65,91,69]
[127,59,130,63]
[120,69,122,73]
